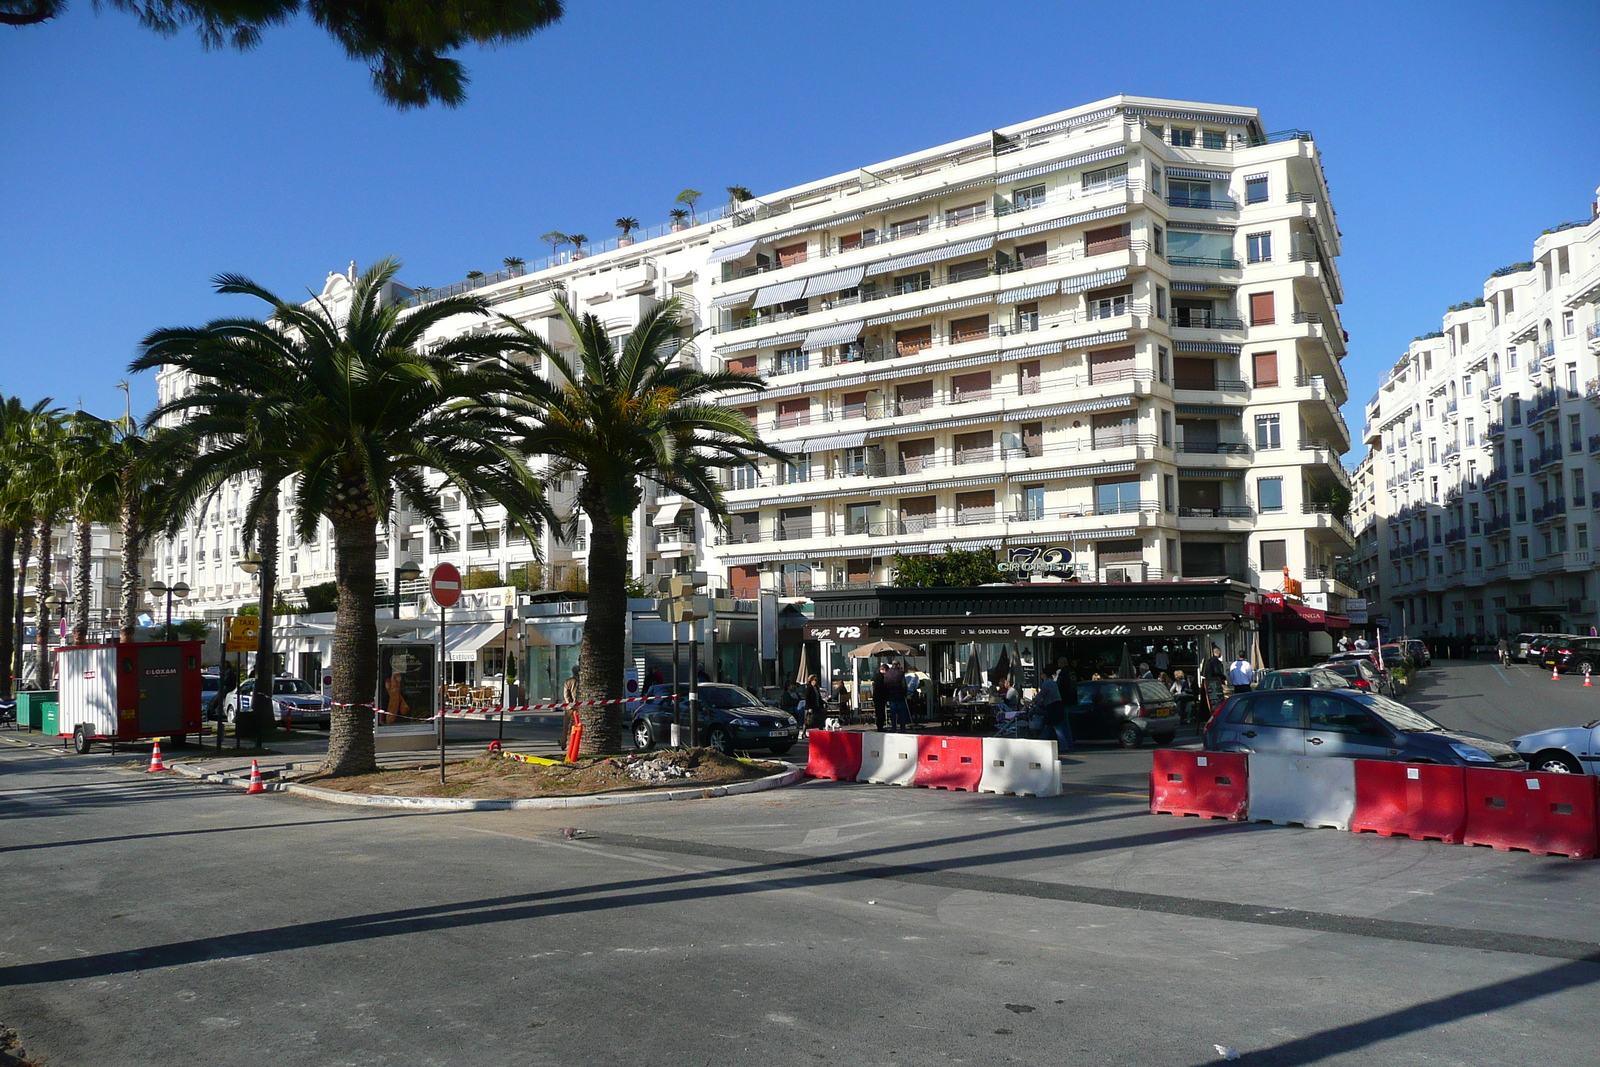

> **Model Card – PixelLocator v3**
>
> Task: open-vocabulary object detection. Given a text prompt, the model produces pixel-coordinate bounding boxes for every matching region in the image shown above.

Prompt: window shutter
[1249,292,1276,326]
[1252,351,1279,387]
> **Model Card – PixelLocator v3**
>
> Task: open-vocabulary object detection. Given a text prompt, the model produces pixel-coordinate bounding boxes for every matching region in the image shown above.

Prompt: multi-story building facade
[150,95,1355,675]
[1345,449,1381,615]
[1361,191,1600,639]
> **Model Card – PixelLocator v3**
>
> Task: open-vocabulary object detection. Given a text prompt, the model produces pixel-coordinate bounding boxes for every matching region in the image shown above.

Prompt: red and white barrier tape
[329,698,632,715]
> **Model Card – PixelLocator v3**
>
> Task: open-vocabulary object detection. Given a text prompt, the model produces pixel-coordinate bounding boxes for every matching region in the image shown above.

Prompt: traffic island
[168,747,804,810]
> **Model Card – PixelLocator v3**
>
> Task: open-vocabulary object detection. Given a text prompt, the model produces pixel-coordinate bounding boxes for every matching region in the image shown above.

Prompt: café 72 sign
[999,545,1074,574]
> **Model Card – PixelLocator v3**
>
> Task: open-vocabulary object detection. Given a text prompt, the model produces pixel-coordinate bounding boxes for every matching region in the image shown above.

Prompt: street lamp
[146,580,189,640]
[394,559,421,619]
[238,550,261,578]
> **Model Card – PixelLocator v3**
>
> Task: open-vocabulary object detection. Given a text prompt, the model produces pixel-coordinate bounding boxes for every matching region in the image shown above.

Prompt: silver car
[1508,720,1600,775]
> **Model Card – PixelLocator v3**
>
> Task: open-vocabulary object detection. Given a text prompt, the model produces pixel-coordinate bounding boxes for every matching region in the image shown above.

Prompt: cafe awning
[443,622,505,662]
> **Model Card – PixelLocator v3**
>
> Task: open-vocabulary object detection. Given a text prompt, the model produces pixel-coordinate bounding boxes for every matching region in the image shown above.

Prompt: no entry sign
[430,563,462,608]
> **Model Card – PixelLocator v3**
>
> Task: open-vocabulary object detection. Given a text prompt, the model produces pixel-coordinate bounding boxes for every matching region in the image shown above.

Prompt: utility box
[40,701,60,737]
[14,690,55,732]
[55,642,203,752]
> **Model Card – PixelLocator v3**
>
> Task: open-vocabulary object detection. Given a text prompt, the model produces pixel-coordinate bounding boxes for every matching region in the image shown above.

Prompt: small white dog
[824,716,843,731]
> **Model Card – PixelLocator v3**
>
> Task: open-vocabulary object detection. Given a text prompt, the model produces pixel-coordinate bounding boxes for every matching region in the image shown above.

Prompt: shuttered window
[841,390,870,419]
[729,565,760,598]
[779,506,813,540]
[1085,223,1131,256]
[728,355,758,375]
[955,490,995,525]
[777,398,811,428]
[896,380,934,415]
[951,370,991,402]
[1249,291,1276,326]
[1252,351,1279,387]
[898,438,936,473]
[900,495,936,533]
[1174,357,1215,390]
[732,512,760,544]
[775,242,807,268]
[1091,413,1136,449]
[949,314,989,343]
[895,325,933,355]
[954,430,993,464]
[1097,538,1144,564]
[1260,539,1287,571]
[1088,345,1136,384]
[1018,358,1042,394]
[1020,421,1044,457]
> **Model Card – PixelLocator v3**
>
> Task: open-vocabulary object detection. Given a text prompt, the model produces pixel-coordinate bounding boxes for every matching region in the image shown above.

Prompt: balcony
[1168,255,1241,270]
[1177,505,1255,518]
[1485,419,1505,439]
[1176,441,1252,455]
[1171,311,1245,330]
[1165,193,1238,211]
[1532,499,1568,524]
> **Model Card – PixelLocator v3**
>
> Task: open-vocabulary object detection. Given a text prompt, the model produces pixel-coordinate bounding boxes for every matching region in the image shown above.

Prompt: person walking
[1200,645,1226,716]
[1170,668,1196,723]
[801,674,825,738]
[1228,651,1255,694]
[1154,646,1170,673]
[879,658,909,731]
[562,665,580,750]
[1031,672,1072,753]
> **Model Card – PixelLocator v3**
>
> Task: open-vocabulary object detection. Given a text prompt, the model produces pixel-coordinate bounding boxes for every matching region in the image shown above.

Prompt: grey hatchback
[1204,688,1520,766]
[1255,668,1349,691]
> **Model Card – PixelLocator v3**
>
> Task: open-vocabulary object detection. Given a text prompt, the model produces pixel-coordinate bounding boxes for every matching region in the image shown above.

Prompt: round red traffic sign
[430,563,462,608]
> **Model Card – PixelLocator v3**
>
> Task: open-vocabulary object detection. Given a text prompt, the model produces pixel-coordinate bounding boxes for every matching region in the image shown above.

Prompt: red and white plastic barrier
[1247,754,1357,830]
[914,735,983,792]
[977,737,1061,797]
[803,730,863,781]
[1149,750,1247,820]
[1350,761,1468,843]
[1461,768,1599,859]
[858,732,918,786]
[800,730,1058,796]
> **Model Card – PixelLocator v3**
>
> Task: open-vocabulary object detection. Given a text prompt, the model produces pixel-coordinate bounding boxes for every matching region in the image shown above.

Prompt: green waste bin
[40,701,60,738]
[14,690,57,732]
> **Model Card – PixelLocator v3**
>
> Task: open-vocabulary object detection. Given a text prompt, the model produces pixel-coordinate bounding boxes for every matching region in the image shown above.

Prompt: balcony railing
[1177,505,1255,518]
[1176,441,1252,455]
[1171,312,1245,330]
[1165,193,1239,211]
[1168,255,1241,270]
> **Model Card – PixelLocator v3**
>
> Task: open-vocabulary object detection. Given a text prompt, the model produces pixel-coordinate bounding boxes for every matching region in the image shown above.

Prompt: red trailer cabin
[54,642,204,753]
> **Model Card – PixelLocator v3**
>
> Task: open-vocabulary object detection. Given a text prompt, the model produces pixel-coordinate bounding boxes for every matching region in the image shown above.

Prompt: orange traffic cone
[1552,664,1561,681]
[245,758,266,794]
[1585,670,1593,688]
[147,739,164,773]
[565,720,584,763]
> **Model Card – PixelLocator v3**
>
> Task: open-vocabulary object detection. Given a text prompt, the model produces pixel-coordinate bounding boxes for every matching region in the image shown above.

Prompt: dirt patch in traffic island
[295,748,783,800]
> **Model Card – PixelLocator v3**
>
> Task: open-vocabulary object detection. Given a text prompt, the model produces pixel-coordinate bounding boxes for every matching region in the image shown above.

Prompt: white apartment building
[1360,190,1600,638]
[151,94,1356,672]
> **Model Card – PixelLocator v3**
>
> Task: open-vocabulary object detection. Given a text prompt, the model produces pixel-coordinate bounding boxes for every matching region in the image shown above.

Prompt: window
[1465,418,1475,445]
[1091,292,1128,319]
[1574,468,1587,506]
[1095,479,1144,515]
[1258,477,1284,512]
[1245,174,1269,204]
[1569,364,1580,393]
[1571,415,1584,452]
[1425,399,1434,418]
[1579,524,1591,550]
[1515,488,1527,522]
[1168,229,1232,264]
[1018,358,1042,394]
[1203,128,1225,149]
[1463,376,1472,395]
[1158,346,1170,384]
[1513,439,1524,472]
[1169,179,1211,206]
[1249,693,1301,727]
[1021,487,1046,521]
[1255,413,1282,450]
[1428,439,1437,462]
[1012,184,1046,211]
[1170,126,1195,147]
[775,241,807,268]
[1246,232,1272,264]
[1082,163,1128,192]
[776,347,808,375]
[1511,396,1522,425]
[1253,351,1279,387]
[1563,310,1575,337]
[1260,538,1287,570]
[1249,291,1276,326]
[1153,225,1164,257]
[1309,693,1374,732]
[1155,285,1167,321]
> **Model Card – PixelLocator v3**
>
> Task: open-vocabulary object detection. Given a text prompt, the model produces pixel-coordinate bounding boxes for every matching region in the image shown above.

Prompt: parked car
[1508,719,1600,774]
[1204,688,1520,766]
[626,682,798,755]
[1540,636,1600,675]
[1514,633,1553,662]
[1255,668,1350,691]
[201,672,221,719]
[1068,679,1180,747]
[1316,658,1396,697]
[225,676,329,729]
[1400,639,1431,668]
[1522,634,1566,664]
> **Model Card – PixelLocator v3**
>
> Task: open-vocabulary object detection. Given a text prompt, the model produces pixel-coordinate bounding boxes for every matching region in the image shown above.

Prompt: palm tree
[669,207,690,230]
[726,185,753,207]
[61,414,122,645]
[674,189,702,219]
[0,396,57,697]
[24,415,72,687]
[133,258,552,775]
[490,297,780,754]
[567,234,589,259]
[503,256,526,275]
[615,217,639,243]
[110,416,162,645]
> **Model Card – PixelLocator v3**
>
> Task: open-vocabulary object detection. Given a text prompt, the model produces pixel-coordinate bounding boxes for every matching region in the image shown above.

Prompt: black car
[1316,659,1396,697]
[1204,688,1520,766]
[1068,679,1180,747]
[627,683,798,755]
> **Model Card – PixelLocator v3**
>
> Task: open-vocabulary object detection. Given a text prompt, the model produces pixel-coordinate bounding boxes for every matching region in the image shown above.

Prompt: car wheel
[1117,722,1143,748]
[225,703,236,726]
[768,743,793,756]
[1578,661,1594,677]
[707,725,732,754]
[1532,751,1582,774]
[632,718,654,752]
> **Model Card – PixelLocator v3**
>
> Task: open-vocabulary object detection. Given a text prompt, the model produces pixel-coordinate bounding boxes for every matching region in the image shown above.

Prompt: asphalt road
[3,660,1599,1067]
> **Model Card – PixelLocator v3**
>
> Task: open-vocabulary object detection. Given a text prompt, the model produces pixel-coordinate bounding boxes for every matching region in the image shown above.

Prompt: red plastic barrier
[1351,761,1467,843]
[1462,767,1600,859]
[1149,750,1248,820]
[804,730,863,781]
[914,735,983,791]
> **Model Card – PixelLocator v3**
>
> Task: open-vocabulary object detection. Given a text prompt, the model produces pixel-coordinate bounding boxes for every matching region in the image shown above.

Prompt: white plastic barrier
[1247,754,1356,830]
[977,737,1061,797]
[857,732,918,786]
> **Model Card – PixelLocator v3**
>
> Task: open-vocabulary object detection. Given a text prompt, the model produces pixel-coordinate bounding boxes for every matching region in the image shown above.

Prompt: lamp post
[145,580,189,640]
[394,560,421,619]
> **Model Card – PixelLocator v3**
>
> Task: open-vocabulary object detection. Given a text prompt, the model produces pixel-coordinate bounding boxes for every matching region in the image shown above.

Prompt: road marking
[0,788,67,807]
[1492,665,1515,688]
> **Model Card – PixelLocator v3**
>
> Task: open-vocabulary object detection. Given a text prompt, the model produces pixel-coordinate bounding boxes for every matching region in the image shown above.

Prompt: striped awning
[1060,267,1128,295]
[865,294,992,327]
[998,204,1126,241]
[708,238,758,264]
[1175,341,1242,355]
[709,289,757,309]
[998,280,1060,303]
[868,411,999,439]
[1015,396,1137,418]
[1171,221,1235,234]
[1011,460,1139,484]
[1178,468,1246,480]
[878,176,998,215]
[1172,280,1235,292]
[997,145,1125,184]
[715,547,818,563]
[714,334,765,354]
[752,278,807,309]
[802,320,865,349]
[1063,328,1130,349]
[1176,404,1244,417]
[801,431,867,452]
[1167,167,1231,181]
[801,265,866,297]
[1011,340,1064,359]
[868,236,994,277]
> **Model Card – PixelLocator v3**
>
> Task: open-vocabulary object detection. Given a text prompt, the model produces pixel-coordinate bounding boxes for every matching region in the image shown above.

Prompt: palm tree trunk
[13,523,31,689]
[36,514,54,688]
[252,485,280,741]
[576,495,625,755]
[323,509,380,776]
[71,514,92,645]
[0,526,15,699]
[119,468,141,644]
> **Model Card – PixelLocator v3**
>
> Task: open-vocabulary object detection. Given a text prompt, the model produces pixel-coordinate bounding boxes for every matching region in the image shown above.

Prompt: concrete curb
[166,758,804,810]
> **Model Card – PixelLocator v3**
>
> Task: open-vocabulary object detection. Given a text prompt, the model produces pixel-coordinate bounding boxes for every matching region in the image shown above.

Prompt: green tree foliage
[0,1,565,108]
[892,547,1005,588]
[301,581,339,614]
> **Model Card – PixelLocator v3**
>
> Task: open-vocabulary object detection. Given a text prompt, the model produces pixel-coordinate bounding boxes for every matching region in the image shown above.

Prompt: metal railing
[1176,441,1252,455]
[1165,193,1239,211]
[1172,312,1244,330]
[1177,505,1254,518]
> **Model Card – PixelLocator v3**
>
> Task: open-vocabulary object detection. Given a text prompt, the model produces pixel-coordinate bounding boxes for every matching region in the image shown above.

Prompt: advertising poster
[379,643,437,721]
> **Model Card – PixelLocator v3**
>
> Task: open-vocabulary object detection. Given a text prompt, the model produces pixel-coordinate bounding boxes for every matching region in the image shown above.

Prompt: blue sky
[2,0,1597,444]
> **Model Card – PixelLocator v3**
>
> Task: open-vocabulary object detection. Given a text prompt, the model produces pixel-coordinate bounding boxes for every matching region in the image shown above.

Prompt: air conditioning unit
[1098,563,1145,583]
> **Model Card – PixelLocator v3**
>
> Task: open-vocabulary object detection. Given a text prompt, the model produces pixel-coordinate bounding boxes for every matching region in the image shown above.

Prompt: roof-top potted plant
[503,256,526,276]
[669,207,690,232]
[567,234,588,260]
[541,231,569,261]
[615,217,639,247]
[674,188,702,223]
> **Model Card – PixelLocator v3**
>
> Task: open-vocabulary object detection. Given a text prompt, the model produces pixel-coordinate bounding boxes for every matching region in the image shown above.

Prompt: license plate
[769,729,792,737]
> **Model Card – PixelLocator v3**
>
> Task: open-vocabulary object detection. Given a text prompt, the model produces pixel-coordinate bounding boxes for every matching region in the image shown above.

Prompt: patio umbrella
[1250,630,1265,672]
[848,639,914,658]
[961,647,984,687]
[1118,642,1134,679]
[794,643,810,686]
[990,646,1011,687]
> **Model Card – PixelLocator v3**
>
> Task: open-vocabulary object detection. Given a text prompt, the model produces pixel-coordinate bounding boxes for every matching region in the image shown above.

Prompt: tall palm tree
[61,414,124,645]
[110,416,162,645]
[491,297,779,754]
[133,258,551,775]
[0,396,57,697]
[24,415,72,687]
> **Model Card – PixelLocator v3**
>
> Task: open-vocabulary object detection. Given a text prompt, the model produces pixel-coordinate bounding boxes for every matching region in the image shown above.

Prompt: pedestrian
[1496,636,1509,666]
[1055,660,1077,711]
[779,680,802,718]
[1200,645,1226,715]
[1154,646,1170,673]
[802,674,825,738]
[1337,634,1351,652]
[879,658,909,731]
[1138,661,1154,679]
[831,679,851,718]
[1354,634,1370,651]
[1031,672,1072,752]
[1170,668,1196,723]
[562,665,580,749]
[1228,651,1255,694]
[210,659,238,724]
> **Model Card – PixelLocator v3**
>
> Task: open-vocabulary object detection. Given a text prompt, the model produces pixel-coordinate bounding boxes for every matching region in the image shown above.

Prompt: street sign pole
[438,599,447,784]
[429,564,462,785]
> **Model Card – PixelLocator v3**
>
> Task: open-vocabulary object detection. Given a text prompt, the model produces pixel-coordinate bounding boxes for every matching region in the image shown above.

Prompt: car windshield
[1351,692,1445,732]
[273,679,314,695]
[648,684,766,710]
[1323,663,1363,679]
[1260,672,1311,689]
